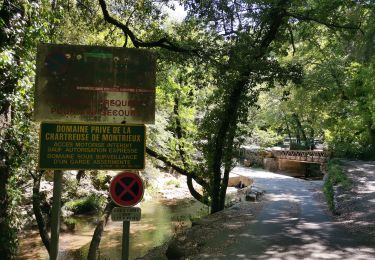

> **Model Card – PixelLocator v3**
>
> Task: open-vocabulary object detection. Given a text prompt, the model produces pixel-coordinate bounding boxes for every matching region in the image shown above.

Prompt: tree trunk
[87,201,115,260]
[368,120,375,159]
[32,171,51,253]
[292,113,307,147]
[210,81,246,213]
[210,0,289,213]
[0,141,12,258]
[145,146,209,204]
[172,95,208,204]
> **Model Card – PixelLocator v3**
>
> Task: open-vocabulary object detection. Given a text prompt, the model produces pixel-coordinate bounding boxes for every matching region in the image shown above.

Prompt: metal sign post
[50,170,63,260]
[34,43,154,259]
[110,172,144,260]
[122,221,130,260]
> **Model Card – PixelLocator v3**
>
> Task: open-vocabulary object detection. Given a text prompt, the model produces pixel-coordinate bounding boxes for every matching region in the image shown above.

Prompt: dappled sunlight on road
[267,193,302,202]
[232,166,294,179]
[166,166,375,259]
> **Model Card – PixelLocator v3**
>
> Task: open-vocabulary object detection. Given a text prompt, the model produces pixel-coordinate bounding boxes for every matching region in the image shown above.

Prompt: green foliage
[245,126,284,148]
[64,194,106,215]
[63,217,77,231]
[166,179,181,188]
[90,171,111,191]
[0,0,55,256]
[324,159,351,211]
[0,1,373,255]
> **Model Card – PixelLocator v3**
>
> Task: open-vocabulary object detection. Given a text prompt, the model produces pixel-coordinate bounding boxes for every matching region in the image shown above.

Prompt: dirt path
[148,167,375,260]
[334,160,375,243]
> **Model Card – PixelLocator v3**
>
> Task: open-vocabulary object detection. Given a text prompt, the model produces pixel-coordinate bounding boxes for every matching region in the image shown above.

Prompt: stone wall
[263,158,278,172]
[278,159,306,176]
[228,174,254,187]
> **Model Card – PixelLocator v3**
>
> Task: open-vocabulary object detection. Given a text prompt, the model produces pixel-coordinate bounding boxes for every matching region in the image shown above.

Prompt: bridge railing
[273,150,330,163]
[239,148,330,164]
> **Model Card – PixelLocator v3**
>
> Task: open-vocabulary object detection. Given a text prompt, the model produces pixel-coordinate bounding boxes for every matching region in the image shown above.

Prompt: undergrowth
[64,194,105,214]
[323,159,351,211]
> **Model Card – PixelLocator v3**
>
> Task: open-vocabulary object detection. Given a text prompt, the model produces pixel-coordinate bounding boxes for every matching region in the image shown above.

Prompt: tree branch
[98,0,196,53]
[146,147,208,188]
[32,170,50,254]
[173,95,207,204]
[88,201,115,259]
[287,24,296,55]
[286,12,363,33]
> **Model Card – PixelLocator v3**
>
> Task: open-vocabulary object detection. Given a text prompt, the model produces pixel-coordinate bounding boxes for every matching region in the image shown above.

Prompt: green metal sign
[39,122,145,170]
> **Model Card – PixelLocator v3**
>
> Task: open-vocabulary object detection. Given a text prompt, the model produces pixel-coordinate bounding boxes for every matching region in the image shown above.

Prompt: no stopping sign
[110,172,144,207]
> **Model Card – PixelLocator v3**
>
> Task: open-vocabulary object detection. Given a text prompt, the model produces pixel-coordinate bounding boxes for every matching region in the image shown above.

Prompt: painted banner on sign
[34,44,156,124]
[38,122,145,170]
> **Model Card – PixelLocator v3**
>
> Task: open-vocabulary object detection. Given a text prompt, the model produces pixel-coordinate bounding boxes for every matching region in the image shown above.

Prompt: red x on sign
[110,172,144,207]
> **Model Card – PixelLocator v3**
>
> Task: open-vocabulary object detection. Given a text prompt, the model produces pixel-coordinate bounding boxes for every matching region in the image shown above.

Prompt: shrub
[64,194,105,215]
[166,179,181,188]
[323,159,351,211]
[63,218,77,231]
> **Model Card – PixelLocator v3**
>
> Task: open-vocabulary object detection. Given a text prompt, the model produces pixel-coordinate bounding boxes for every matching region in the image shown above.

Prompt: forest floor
[140,164,375,260]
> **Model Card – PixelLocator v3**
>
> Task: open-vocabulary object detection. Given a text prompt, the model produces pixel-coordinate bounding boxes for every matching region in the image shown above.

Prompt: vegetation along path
[334,160,375,243]
[162,167,375,260]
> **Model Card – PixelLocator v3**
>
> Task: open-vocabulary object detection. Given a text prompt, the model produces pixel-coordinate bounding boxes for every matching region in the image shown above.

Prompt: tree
[96,0,367,213]
[0,0,53,256]
[273,4,375,158]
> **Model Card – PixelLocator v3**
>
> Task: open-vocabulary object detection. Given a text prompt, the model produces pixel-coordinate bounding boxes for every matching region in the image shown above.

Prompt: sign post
[122,221,130,260]
[110,172,144,260]
[50,170,63,260]
[34,43,155,259]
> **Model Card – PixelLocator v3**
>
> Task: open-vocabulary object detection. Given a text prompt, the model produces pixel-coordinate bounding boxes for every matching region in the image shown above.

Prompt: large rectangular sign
[34,44,156,124]
[39,122,145,170]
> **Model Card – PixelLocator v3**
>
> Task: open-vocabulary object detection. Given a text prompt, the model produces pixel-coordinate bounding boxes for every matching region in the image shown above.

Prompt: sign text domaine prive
[39,122,145,170]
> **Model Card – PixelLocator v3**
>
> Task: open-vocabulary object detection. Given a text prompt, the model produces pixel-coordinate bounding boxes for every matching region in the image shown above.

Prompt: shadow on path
[166,167,375,260]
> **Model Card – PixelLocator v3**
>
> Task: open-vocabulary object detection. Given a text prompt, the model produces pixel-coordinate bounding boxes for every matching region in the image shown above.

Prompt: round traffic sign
[109,172,144,207]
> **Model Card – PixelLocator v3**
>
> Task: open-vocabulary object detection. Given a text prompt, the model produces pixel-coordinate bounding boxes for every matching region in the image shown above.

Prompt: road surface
[164,167,375,260]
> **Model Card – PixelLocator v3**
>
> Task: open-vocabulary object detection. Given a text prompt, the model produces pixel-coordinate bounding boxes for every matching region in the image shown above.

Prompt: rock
[191,221,200,227]
[251,186,265,195]
[244,159,251,167]
[263,158,278,172]
[166,240,186,259]
[246,193,257,202]
[231,204,241,210]
[61,207,74,218]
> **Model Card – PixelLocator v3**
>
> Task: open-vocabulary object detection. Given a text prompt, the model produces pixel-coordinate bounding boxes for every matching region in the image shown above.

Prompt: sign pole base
[50,170,63,260]
[122,221,130,260]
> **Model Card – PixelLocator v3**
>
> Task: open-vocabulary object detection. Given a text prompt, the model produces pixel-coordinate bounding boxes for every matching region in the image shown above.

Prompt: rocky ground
[333,160,375,243]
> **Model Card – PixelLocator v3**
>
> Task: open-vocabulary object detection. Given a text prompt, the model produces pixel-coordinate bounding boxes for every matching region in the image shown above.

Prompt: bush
[90,171,111,191]
[166,179,181,188]
[63,217,77,231]
[323,159,351,211]
[64,194,105,215]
